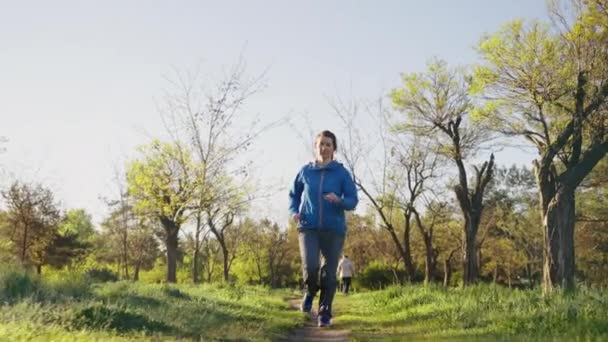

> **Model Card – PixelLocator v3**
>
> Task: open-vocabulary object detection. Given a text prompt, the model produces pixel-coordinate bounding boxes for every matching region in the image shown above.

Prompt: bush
[0,268,41,303]
[85,268,118,283]
[356,262,406,290]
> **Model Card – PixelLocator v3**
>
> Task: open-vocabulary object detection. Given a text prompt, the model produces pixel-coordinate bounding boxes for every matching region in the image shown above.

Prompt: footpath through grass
[0,268,304,341]
[1,266,607,341]
[331,284,608,341]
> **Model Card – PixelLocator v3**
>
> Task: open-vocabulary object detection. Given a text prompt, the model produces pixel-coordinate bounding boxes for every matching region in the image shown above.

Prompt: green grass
[331,284,608,341]
[1,267,607,341]
[0,268,305,341]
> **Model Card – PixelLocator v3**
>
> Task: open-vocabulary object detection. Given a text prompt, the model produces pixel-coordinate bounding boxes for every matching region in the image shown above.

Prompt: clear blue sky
[1,1,548,226]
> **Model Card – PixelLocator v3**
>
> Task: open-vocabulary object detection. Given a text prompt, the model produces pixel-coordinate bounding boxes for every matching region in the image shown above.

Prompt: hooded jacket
[289,160,358,235]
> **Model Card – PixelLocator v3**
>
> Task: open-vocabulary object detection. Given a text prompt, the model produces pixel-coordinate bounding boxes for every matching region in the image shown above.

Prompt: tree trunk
[542,212,559,292]
[36,264,42,275]
[219,240,230,282]
[192,215,203,284]
[463,221,478,286]
[21,225,28,264]
[543,188,576,292]
[192,248,200,284]
[122,232,129,280]
[133,261,141,281]
[403,214,416,281]
[443,258,452,287]
[454,154,493,286]
[423,236,435,286]
[162,220,179,283]
[558,192,576,291]
[477,248,483,276]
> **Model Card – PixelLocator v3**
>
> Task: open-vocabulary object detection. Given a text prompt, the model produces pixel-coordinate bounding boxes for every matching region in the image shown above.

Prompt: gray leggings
[298,229,345,315]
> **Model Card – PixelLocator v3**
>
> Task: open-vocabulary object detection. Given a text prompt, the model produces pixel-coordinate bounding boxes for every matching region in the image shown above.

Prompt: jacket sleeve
[340,168,358,211]
[289,168,304,216]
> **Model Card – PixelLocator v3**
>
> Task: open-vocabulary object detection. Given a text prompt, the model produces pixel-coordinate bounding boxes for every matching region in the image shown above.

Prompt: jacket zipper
[318,170,325,228]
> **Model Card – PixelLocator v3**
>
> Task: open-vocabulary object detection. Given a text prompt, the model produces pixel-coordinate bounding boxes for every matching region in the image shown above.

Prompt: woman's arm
[340,169,358,211]
[288,169,304,216]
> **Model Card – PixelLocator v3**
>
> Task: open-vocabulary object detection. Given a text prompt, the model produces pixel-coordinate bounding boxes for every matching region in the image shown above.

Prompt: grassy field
[331,284,608,341]
[1,267,607,341]
[0,267,303,341]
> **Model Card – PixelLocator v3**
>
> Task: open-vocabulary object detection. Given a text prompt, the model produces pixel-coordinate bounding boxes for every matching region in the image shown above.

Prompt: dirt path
[278,298,350,342]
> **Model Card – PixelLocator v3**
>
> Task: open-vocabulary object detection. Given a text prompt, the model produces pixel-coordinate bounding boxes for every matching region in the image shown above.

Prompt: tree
[331,97,418,281]
[205,184,247,282]
[483,165,543,286]
[260,219,290,288]
[159,59,271,282]
[390,59,495,285]
[44,232,91,270]
[472,0,608,291]
[184,208,210,284]
[413,200,449,285]
[575,158,608,286]
[128,217,160,281]
[58,209,95,242]
[97,195,161,281]
[46,208,95,269]
[127,140,199,283]
[393,139,442,285]
[1,181,61,274]
[98,197,133,279]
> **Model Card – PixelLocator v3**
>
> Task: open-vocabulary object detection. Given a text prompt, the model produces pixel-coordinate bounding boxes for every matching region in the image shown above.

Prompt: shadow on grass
[71,304,174,333]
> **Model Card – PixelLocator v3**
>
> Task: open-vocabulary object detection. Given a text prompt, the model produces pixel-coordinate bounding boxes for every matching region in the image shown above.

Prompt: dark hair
[315,130,337,151]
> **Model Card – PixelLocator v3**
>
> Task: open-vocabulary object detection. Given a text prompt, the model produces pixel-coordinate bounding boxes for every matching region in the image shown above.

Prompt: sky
[0,0,550,227]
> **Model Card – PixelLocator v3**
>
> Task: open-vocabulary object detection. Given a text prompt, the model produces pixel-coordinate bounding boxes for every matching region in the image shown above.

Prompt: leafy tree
[390,59,495,285]
[127,140,199,283]
[58,209,95,242]
[575,158,608,286]
[472,0,608,291]
[0,181,61,274]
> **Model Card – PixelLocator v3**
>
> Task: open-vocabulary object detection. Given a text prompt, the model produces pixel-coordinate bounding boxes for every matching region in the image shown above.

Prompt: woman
[289,130,358,327]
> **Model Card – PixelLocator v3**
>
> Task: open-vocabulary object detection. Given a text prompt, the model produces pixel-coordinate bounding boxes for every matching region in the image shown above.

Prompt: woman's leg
[298,229,320,297]
[318,231,345,316]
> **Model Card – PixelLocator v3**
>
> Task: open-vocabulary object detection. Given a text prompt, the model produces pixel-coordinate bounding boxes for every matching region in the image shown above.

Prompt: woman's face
[316,136,335,161]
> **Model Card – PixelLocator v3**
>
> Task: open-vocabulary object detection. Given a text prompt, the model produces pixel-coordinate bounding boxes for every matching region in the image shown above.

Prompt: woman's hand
[323,192,342,204]
[291,213,301,223]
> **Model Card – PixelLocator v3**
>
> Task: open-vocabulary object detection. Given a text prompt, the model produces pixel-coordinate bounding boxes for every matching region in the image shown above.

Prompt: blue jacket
[289,160,358,235]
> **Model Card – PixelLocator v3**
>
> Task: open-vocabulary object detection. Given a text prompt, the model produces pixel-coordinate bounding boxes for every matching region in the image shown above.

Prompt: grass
[331,284,608,341]
[1,266,606,341]
[0,267,305,341]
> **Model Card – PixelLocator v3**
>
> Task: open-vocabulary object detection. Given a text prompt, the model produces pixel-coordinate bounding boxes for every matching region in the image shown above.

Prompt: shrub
[85,268,118,283]
[356,262,405,290]
[0,267,41,303]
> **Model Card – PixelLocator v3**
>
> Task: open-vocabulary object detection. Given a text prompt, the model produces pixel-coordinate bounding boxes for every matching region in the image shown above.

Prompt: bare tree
[392,138,443,285]
[159,58,277,282]
[331,96,418,281]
